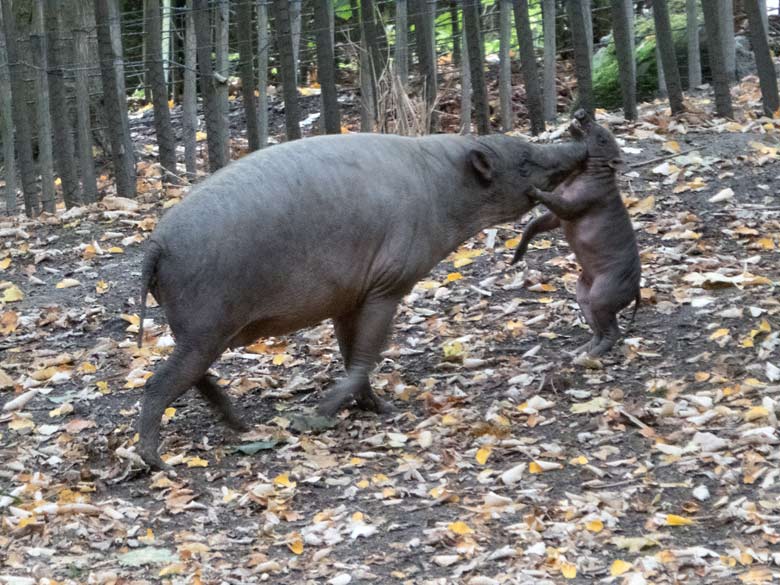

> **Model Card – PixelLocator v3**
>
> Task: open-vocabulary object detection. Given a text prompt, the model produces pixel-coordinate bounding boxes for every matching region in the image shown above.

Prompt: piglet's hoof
[316,387,355,418]
[137,445,171,472]
[355,391,396,416]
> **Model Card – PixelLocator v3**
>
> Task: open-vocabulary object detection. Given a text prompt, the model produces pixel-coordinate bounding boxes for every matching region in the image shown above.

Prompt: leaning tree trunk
[0,11,18,214]
[273,0,302,140]
[182,0,197,177]
[193,0,230,170]
[146,0,178,182]
[257,0,270,147]
[652,0,684,114]
[464,0,489,134]
[745,0,779,115]
[611,0,637,120]
[686,0,702,88]
[395,0,409,85]
[460,6,471,134]
[2,1,40,216]
[722,0,736,81]
[95,0,137,198]
[759,0,769,40]
[215,0,230,160]
[701,0,734,117]
[314,0,341,133]
[499,0,512,132]
[30,34,56,213]
[567,0,594,117]
[514,0,544,135]
[542,0,557,120]
[237,0,260,151]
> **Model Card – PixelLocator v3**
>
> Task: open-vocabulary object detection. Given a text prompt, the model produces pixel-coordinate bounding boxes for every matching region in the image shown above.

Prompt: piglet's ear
[469,150,493,185]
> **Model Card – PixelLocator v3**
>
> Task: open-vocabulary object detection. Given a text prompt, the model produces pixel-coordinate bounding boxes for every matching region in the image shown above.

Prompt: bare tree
[31,34,56,213]
[71,4,98,204]
[182,0,197,177]
[464,0,488,134]
[291,0,302,82]
[414,0,437,113]
[273,0,302,140]
[611,0,637,119]
[395,0,408,85]
[0,9,18,213]
[652,0,684,114]
[514,0,544,134]
[460,6,471,134]
[722,0,736,81]
[361,0,382,129]
[237,0,260,150]
[162,0,171,88]
[687,0,702,88]
[314,0,341,133]
[542,0,556,120]
[583,0,593,58]
[499,0,512,132]
[450,0,460,66]
[215,0,230,134]
[194,0,230,169]
[257,0,270,147]
[567,0,594,116]
[701,0,734,117]
[745,0,779,115]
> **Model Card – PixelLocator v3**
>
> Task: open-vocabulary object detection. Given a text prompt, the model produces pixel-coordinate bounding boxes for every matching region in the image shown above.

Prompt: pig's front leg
[317,297,399,417]
[529,186,599,221]
[512,211,561,264]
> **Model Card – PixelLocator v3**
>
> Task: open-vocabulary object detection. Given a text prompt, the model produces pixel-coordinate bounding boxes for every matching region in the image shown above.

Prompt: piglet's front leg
[529,186,597,221]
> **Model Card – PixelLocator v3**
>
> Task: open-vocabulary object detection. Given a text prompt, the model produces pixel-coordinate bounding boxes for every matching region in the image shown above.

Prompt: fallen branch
[629,148,696,168]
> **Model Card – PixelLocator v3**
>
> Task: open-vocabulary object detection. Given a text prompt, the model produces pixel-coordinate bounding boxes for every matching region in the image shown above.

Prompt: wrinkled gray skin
[512,111,641,357]
[136,132,587,469]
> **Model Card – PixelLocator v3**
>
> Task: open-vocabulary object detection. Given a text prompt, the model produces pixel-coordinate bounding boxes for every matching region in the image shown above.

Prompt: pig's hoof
[316,391,353,418]
[224,416,250,434]
[138,446,169,471]
[355,391,396,416]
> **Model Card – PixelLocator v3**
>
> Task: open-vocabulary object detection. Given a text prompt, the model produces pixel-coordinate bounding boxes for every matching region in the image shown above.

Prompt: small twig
[628,148,696,168]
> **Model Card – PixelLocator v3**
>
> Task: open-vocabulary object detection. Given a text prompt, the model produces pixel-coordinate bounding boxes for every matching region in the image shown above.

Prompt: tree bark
[314,0,341,133]
[722,0,736,81]
[566,0,594,117]
[464,0,488,134]
[95,0,137,198]
[0,9,19,213]
[215,0,230,156]
[745,0,779,115]
[414,0,437,112]
[499,0,512,132]
[652,0,684,114]
[237,0,260,151]
[450,0,460,66]
[71,26,98,203]
[183,0,197,177]
[611,0,637,120]
[686,0,702,88]
[193,0,230,169]
[257,0,269,147]
[514,0,544,134]
[273,0,302,140]
[396,0,409,85]
[542,0,556,120]
[162,0,171,88]
[361,0,381,128]
[583,0,593,58]
[701,0,734,117]
[31,34,56,213]
[291,0,302,83]
[460,5,471,134]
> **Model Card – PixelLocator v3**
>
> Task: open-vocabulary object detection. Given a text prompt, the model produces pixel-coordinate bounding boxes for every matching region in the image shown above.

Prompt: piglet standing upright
[512,110,641,357]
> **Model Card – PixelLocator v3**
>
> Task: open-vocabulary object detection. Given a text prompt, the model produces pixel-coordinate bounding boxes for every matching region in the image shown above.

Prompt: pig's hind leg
[195,376,249,432]
[585,276,631,357]
[512,212,560,264]
[317,298,399,418]
[574,276,601,354]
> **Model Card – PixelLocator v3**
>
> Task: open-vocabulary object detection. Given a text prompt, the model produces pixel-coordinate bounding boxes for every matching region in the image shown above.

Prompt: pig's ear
[469,150,493,184]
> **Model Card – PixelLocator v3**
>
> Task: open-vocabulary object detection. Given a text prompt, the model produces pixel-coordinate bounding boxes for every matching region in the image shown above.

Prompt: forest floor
[2,77,780,585]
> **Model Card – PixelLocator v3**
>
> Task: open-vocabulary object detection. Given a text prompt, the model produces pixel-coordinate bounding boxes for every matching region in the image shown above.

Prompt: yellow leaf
[585,519,604,533]
[475,446,492,465]
[18,515,38,528]
[569,455,588,465]
[663,140,681,154]
[196,131,208,141]
[429,485,445,498]
[694,371,711,382]
[505,237,520,249]
[108,246,124,254]
[185,456,209,468]
[139,528,155,544]
[709,328,730,341]
[349,457,365,466]
[446,272,463,282]
[560,562,577,579]
[741,336,755,348]
[356,479,369,489]
[630,194,655,214]
[351,511,364,522]
[0,257,11,270]
[610,559,633,577]
[56,278,80,289]
[1,284,24,303]
[164,407,176,419]
[447,521,473,535]
[758,319,771,333]
[9,416,35,431]
[739,568,774,583]
[527,283,557,292]
[79,362,97,374]
[441,414,458,426]
[744,406,769,421]
[272,353,290,366]
[453,257,473,268]
[96,280,109,295]
[529,461,543,474]
[756,237,775,250]
[665,514,694,526]
[287,534,304,555]
[443,340,465,361]
[96,381,110,394]
[159,563,185,577]
[273,472,295,487]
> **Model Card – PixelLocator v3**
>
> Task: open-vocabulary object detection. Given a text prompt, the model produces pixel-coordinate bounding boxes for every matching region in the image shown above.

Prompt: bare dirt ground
[2,80,780,585]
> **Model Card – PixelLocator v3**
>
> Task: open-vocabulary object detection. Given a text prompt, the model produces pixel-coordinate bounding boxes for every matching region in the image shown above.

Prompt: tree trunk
[499,0,512,132]
[291,0,302,84]
[237,0,260,150]
[215,0,230,154]
[95,0,137,198]
[611,0,637,120]
[2,1,40,215]
[514,0,544,134]
[652,0,684,114]
[183,0,197,177]
[0,9,18,213]
[273,0,302,140]
[686,0,702,88]
[583,0,593,58]
[361,0,381,128]
[414,0,437,111]
[701,0,734,116]
[194,0,230,169]
[464,0,488,134]
[162,0,171,88]
[542,0,556,120]
[146,0,178,182]
[655,44,667,96]
[759,0,769,39]
[450,0,460,66]
[396,0,409,85]
[314,0,341,133]
[44,0,79,207]
[257,0,269,147]
[30,34,55,213]
[745,0,779,115]
[460,6,471,134]
[722,0,736,81]
[566,0,594,116]
[72,26,98,203]
[142,0,151,102]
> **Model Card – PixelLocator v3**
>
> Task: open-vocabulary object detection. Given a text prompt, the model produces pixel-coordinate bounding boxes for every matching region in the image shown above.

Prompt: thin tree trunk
[745,0,779,115]
[464,0,488,134]
[687,0,702,88]
[652,0,684,113]
[273,0,302,140]
[237,0,260,150]
[396,0,409,85]
[701,0,735,117]
[611,0,637,120]
[655,44,667,96]
[414,0,437,113]
[71,27,98,203]
[542,0,556,120]
[215,0,230,157]
[2,1,40,215]
[142,0,151,102]
[566,0,594,116]
[257,0,269,147]
[460,6,471,134]
[44,0,79,207]
[499,0,512,132]
[146,0,178,182]
[291,0,302,84]
[514,0,544,134]
[162,0,171,88]
[627,0,635,58]
[95,0,137,198]
[759,0,769,39]
[583,0,593,59]
[0,10,18,214]
[314,0,341,133]
[183,0,197,177]
[194,0,230,169]
[450,0,460,66]
[361,0,381,128]
[723,0,736,81]
[31,34,55,213]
